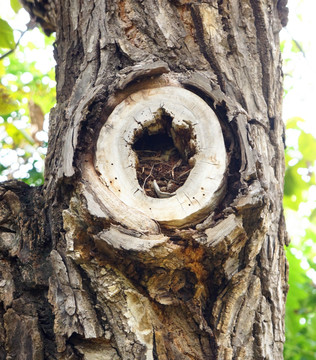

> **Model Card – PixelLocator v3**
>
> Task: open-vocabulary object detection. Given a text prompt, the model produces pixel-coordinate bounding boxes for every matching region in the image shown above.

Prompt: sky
[281,0,316,136]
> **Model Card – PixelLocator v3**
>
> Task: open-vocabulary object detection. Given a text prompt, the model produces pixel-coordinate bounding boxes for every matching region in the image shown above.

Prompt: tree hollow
[95,86,227,227]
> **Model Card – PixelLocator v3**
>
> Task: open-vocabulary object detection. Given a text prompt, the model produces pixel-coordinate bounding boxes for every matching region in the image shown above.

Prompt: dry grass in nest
[133,133,192,198]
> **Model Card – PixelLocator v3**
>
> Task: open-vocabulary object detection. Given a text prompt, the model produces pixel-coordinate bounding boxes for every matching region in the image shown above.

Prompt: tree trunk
[0,0,289,359]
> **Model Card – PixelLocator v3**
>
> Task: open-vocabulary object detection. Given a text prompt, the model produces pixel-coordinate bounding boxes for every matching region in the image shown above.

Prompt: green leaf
[0,61,5,76]
[286,116,305,130]
[298,132,316,162]
[280,40,286,53]
[24,165,44,186]
[0,85,17,115]
[286,249,309,308]
[10,0,22,13]
[310,209,316,224]
[291,40,304,54]
[285,246,316,360]
[284,164,309,210]
[4,122,35,146]
[0,19,15,50]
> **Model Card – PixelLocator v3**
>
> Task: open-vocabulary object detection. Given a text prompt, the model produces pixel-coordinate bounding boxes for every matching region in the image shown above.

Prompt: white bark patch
[97,226,168,252]
[74,342,120,360]
[124,290,154,359]
[95,86,227,228]
[0,262,14,309]
[203,214,243,246]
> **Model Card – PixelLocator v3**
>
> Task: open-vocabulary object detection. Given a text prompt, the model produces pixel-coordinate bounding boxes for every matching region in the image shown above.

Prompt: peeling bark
[1,0,289,359]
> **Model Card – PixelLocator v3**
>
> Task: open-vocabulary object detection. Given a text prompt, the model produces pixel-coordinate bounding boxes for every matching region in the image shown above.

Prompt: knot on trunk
[95,86,227,228]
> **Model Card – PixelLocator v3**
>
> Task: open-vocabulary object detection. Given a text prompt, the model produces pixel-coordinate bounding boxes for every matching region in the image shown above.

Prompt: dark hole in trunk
[132,112,194,198]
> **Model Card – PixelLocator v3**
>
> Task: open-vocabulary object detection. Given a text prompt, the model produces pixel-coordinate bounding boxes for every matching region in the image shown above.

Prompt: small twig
[153,180,176,198]
[0,19,36,61]
[285,28,306,58]
[171,159,182,179]
[0,29,27,61]
[142,164,155,191]
[179,168,192,178]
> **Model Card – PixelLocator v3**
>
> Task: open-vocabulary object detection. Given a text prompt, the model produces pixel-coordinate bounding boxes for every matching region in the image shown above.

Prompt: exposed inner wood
[95,86,227,227]
[133,111,194,197]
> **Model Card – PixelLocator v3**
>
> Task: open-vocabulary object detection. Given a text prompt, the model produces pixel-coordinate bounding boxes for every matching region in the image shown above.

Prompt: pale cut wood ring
[95,86,227,227]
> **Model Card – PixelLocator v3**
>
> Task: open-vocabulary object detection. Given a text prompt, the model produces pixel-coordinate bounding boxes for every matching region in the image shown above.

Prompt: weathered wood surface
[95,86,227,227]
[1,0,289,359]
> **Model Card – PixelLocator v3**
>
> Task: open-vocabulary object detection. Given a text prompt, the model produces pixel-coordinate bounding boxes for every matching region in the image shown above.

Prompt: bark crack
[249,0,272,108]
[190,4,226,92]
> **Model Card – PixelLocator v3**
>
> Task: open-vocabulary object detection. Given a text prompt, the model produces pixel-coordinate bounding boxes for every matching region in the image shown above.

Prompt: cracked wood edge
[95,86,227,228]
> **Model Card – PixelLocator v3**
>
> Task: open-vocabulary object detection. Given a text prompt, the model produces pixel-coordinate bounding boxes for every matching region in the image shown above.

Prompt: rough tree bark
[0,0,289,359]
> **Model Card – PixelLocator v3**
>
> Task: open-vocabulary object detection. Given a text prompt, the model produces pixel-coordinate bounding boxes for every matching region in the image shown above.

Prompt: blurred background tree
[0,0,315,358]
[280,1,316,357]
[0,0,55,185]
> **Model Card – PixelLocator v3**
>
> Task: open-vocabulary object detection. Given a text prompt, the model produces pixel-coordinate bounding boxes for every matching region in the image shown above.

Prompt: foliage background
[280,1,316,358]
[1,1,316,358]
[0,0,55,185]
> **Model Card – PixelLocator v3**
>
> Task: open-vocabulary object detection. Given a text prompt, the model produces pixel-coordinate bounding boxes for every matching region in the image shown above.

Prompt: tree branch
[0,29,27,61]
[0,19,36,61]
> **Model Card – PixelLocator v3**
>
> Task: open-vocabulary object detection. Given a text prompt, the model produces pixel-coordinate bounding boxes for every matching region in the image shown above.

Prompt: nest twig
[134,146,192,198]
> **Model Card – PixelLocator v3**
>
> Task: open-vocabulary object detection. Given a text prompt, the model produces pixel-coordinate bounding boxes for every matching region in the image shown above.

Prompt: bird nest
[133,129,193,198]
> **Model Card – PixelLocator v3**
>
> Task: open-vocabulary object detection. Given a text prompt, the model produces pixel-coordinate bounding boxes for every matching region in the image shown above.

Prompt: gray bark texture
[0,0,289,359]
